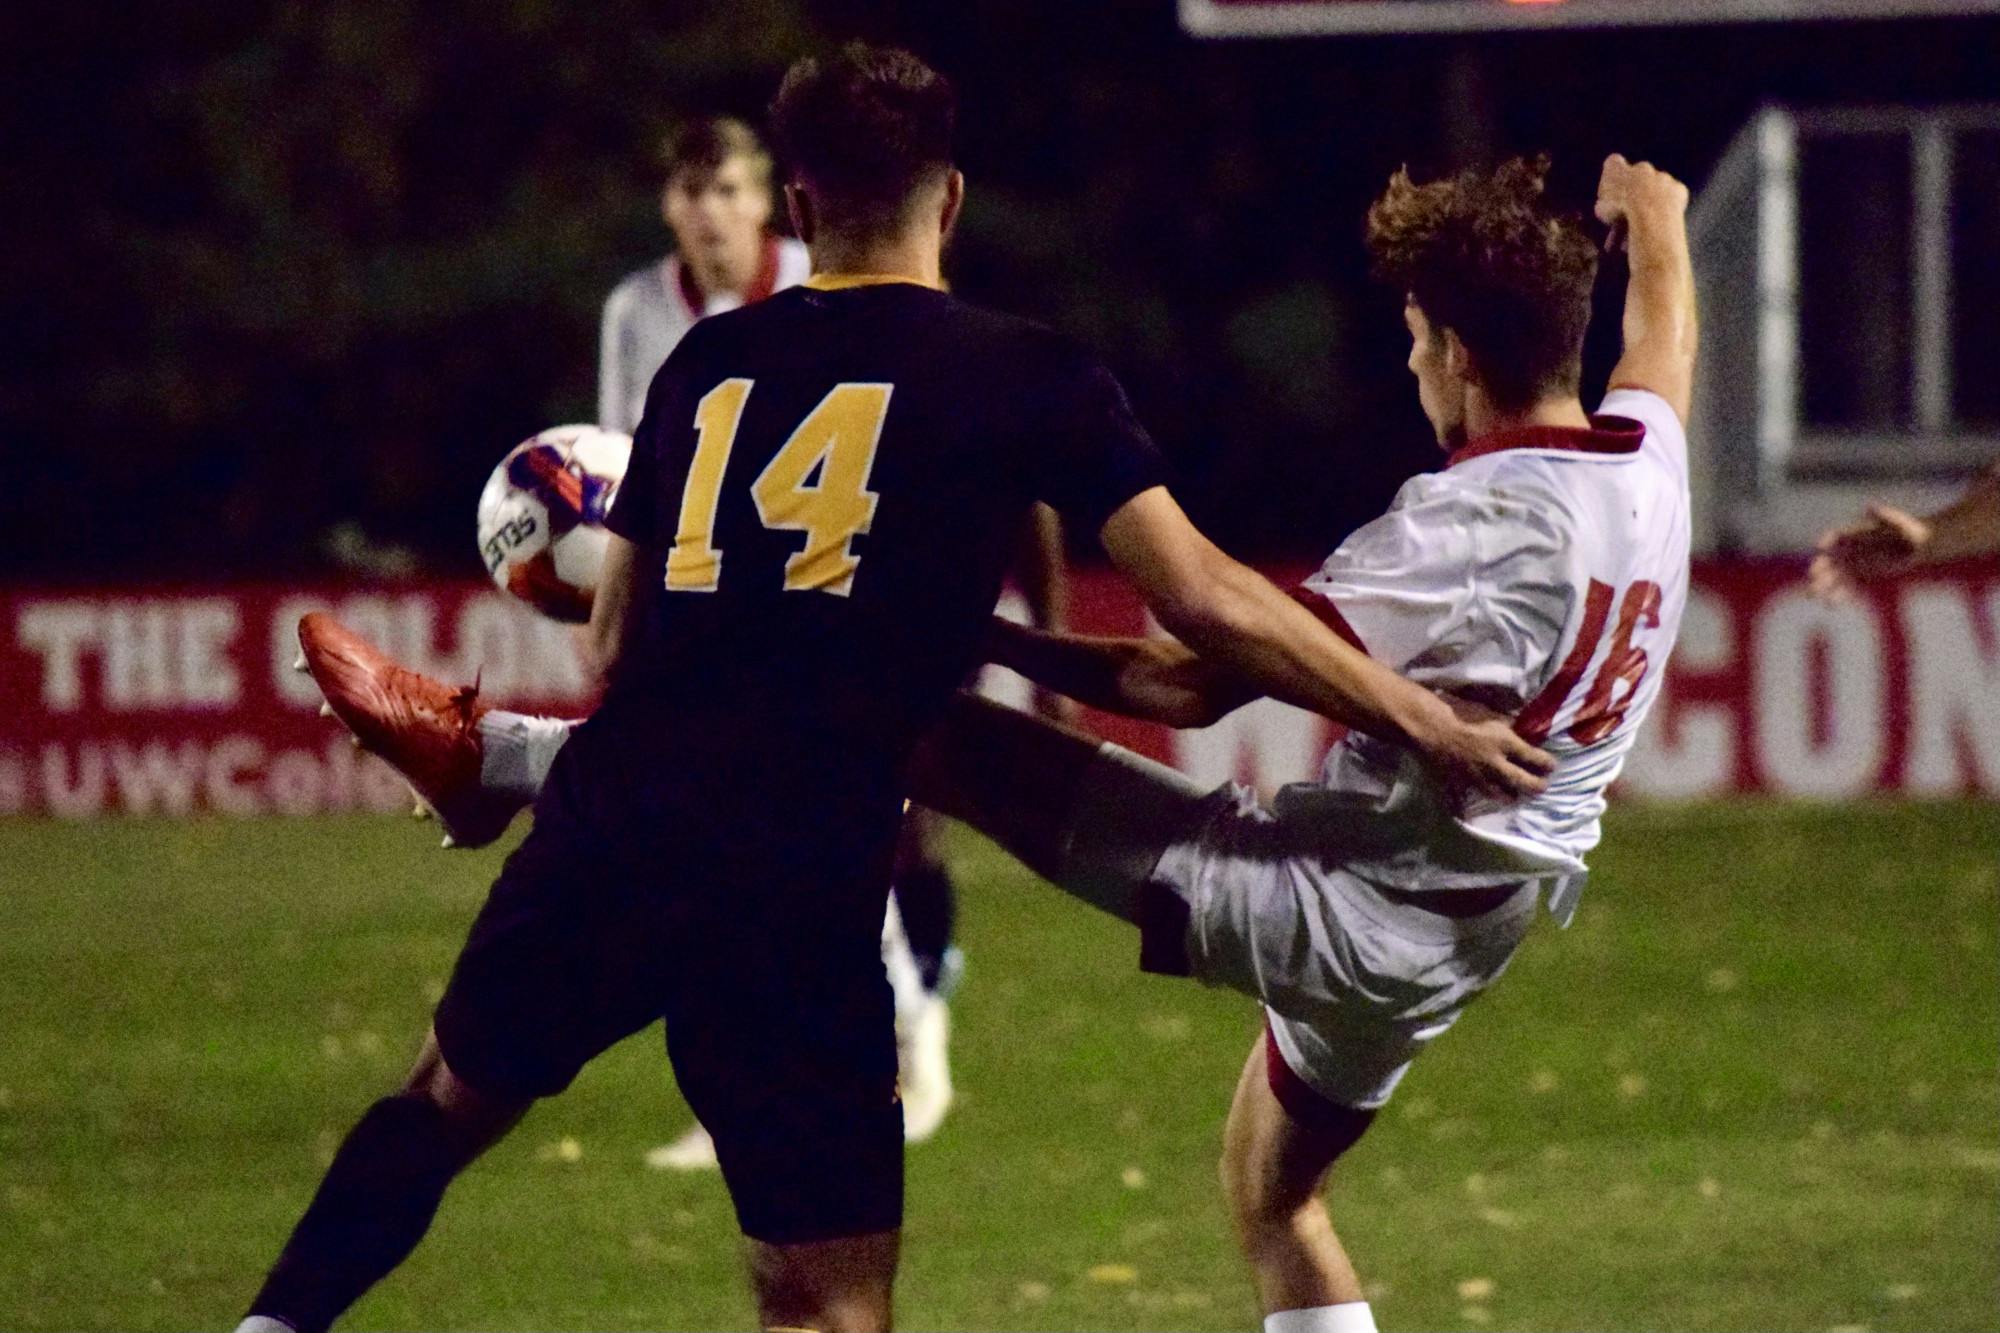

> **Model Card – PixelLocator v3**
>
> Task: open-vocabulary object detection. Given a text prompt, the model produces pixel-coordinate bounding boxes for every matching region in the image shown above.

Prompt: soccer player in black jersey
[239,44,1550,1333]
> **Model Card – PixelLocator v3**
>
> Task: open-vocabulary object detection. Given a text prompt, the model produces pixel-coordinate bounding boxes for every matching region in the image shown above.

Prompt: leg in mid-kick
[904,691,1219,948]
[299,609,965,1157]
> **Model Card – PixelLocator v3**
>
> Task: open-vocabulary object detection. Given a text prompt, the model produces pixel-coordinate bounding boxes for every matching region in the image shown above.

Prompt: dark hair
[659,116,772,189]
[1365,156,1599,410]
[768,42,956,233]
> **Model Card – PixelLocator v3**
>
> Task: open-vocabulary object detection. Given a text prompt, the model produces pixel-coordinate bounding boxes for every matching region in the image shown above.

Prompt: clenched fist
[1596,154,1688,252]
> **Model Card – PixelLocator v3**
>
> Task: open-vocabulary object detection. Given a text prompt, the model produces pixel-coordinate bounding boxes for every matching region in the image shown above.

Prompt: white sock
[477,711,577,803]
[1265,1301,1378,1333]
[234,1317,299,1333]
[880,896,930,1035]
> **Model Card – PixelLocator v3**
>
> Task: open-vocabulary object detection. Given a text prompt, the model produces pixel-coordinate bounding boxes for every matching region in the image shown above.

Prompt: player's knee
[399,1038,526,1142]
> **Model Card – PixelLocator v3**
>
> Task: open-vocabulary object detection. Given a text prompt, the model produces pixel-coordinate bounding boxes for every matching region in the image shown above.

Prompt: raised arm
[1095,487,1552,797]
[1598,154,1696,425]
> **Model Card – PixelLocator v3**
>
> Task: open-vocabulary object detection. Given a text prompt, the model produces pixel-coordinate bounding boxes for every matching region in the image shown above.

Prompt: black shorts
[433,743,905,1245]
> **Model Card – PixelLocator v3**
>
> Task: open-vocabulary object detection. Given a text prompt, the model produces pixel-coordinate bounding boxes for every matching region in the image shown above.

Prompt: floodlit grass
[0,802,1993,1330]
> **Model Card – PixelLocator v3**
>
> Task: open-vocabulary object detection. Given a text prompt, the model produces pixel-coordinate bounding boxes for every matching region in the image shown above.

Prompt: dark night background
[6,2,1997,583]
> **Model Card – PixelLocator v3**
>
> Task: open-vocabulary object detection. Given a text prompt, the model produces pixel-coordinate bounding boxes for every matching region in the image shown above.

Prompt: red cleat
[295,612,526,848]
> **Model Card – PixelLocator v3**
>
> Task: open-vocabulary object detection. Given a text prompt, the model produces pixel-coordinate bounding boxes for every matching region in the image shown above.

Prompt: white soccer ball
[476,424,632,623]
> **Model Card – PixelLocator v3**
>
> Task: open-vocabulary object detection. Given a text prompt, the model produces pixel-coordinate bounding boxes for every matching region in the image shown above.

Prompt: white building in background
[1689,103,2000,554]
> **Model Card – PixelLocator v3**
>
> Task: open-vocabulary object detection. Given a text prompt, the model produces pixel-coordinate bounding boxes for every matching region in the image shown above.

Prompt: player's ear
[939,169,966,241]
[1443,327,1476,385]
[786,184,815,246]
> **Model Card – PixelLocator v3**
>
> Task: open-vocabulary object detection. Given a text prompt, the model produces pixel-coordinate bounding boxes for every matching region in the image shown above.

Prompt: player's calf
[241,1037,529,1333]
[1219,1034,1380,1333]
[746,1230,900,1333]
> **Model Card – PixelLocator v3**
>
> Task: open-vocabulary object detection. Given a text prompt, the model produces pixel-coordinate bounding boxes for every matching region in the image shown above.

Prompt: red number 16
[1517,578,1662,746]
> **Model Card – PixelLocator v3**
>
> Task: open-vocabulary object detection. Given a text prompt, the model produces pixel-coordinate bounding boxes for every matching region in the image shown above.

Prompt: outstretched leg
[241,1032,529,1333]
[905,692,1214,925]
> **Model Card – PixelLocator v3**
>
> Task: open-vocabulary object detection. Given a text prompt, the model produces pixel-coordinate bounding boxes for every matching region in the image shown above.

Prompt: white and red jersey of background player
[1285,386,1691,918]
[597,236,813,435]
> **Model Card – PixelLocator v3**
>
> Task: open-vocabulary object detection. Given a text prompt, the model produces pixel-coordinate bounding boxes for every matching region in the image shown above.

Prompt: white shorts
[1137,782,1537,1111]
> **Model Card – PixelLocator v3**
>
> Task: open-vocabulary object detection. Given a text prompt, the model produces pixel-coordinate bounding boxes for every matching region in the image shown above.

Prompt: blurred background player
[598,116,810,437]
[1809,462,2000,599]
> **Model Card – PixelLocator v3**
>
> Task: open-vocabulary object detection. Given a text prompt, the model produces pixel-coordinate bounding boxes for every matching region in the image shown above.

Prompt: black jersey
[597,278,1166,781]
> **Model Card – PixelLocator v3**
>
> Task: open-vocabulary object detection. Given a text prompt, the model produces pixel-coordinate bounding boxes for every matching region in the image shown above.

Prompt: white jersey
[1282,387,1691,912]
[596,236,812,434]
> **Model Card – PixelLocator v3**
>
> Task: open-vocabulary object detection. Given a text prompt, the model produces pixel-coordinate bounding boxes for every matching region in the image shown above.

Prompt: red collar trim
[670,238,784,317]
[671,256,704,320]
[745,236,782,304]
[1446,414,1644,469]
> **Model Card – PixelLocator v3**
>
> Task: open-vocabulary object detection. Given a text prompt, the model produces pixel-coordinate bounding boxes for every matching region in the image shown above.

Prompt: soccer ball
[476,424,632,623]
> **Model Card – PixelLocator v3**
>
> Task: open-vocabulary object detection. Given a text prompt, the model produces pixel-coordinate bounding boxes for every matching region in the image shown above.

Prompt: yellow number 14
[666,380,891,597]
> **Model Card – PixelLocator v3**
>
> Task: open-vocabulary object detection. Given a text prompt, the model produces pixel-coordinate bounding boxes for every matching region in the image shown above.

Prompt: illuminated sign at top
[1181,0,2000,37]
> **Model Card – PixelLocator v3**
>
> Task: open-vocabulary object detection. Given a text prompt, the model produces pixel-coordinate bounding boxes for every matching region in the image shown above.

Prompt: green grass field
[0,802,1994,1331]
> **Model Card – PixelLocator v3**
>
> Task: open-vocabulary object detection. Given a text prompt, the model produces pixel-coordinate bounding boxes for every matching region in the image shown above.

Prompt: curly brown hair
[1366,156,1599,411]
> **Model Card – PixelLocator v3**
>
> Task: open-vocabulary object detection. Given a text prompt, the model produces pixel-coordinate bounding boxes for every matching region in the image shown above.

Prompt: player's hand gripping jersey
[1287,388,1690,917]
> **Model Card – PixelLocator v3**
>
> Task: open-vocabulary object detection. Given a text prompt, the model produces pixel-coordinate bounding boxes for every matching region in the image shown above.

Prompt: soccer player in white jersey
[597,117,812,437]
[896,151,1697,1332]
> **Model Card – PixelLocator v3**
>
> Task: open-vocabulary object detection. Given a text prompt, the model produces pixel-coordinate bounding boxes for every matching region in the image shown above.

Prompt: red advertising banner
[2,560,1995,817]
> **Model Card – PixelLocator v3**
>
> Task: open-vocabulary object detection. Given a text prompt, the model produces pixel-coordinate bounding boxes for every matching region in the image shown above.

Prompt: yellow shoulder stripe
[803,272,940,291]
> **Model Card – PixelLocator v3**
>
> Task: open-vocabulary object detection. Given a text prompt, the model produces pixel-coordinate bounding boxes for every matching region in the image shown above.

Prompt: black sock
[246,1094,467,1333]
[892,862,956,992]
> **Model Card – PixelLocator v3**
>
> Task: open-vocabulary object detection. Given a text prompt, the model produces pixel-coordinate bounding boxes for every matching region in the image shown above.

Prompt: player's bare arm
[1598,153,1697,425]
[1810,462,2000,599]
[1016,502,1070,631]
[1098,486,1553,797]
[584,530,650,685]
[983,615,1256,729]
